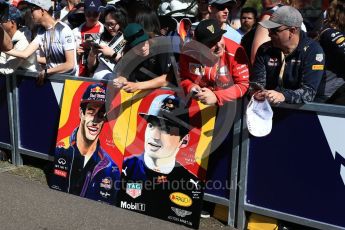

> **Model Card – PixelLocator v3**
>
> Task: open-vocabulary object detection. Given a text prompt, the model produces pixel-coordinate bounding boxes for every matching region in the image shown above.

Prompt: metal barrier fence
[237,102,345,230]
[2,70,240,227]
[5,70,345,229]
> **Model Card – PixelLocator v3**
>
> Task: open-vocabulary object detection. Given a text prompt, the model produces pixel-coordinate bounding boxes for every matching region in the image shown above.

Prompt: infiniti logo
[58,158,66,165]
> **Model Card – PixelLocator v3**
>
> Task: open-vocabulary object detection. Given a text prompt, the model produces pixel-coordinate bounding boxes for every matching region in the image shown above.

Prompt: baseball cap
[194,19,226,46]
[208,0,236,5]
[81,83,107,104]
[123,23,149,48]
[25,0,51,11]
[139,94,191,131]
[259,6,303,29]
[246,96,273,137]
[84,0,102,12]
[0,5,22,24]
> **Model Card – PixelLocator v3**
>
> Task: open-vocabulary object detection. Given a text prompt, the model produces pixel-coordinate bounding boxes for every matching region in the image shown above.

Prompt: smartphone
[91,42,101,49]
[249,82,265,90]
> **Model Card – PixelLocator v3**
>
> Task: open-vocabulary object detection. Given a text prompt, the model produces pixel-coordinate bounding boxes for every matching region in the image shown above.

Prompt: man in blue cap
[118,94,203,228]
[51,83,120,204]
[0,0,13,51]
[0,4,38,74]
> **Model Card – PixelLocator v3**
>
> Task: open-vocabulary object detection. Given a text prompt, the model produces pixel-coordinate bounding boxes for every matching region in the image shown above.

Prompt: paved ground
[0,161,236,230]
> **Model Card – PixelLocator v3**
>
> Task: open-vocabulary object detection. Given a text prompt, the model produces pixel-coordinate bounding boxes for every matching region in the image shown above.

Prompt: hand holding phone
[249,82,265,91]
[91,42,101,49]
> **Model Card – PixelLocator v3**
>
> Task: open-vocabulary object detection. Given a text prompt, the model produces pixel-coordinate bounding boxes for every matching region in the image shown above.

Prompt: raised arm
[0,26,13,52]
[6,41,39,59]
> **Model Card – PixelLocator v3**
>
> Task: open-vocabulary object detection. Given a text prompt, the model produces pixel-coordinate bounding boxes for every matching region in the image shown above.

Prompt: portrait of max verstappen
[118,94,204,228]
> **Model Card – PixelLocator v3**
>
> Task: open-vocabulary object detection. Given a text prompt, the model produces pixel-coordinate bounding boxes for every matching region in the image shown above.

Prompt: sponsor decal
[169,192,192,207]
[100,191,111,198]
[207,25,214,34]
[51,185,61,190]
[56,141,65,148]
[315,54,324,62]
[126,183,142,199]
[189,179,200,190]
[312,65,324,70]
[91,86,105,94]
[168,216,192,226]
[100,177,112,190]
[57,158,66,165]
[171,207,192,217]
[122,166,127,176]
[218,66,229,75]
[268,57,278,66]
[54,169,67,178]
[120,201,145,211]
[189,63,205,75]
[336,37,345,45]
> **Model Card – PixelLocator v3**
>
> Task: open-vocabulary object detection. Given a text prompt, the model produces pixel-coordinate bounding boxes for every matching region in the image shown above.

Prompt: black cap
[194,19,226,46]
[139,94,191,131]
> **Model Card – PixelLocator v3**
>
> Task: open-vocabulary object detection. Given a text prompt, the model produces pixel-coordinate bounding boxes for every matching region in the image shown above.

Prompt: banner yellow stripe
[59,80,83,129]
[195,103,216,169]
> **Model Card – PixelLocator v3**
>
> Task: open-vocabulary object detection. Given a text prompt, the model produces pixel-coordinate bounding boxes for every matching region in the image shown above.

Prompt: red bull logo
[100,177,112,190]
[91,86,105,94]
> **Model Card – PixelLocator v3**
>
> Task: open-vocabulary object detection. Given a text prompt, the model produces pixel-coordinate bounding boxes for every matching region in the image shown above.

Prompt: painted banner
[50,80,125,204]
[51,80,217,228]
[116,89,217,229]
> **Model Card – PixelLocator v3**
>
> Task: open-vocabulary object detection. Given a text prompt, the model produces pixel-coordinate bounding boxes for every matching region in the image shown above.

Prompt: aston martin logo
[171,207,192,217]
[207,25,214,34]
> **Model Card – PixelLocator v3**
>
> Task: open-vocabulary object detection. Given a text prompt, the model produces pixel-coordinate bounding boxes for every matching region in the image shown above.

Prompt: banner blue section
[205,130,234,199]
[0,77,10,145]
[18,78,60,155]
[247,108,345,228]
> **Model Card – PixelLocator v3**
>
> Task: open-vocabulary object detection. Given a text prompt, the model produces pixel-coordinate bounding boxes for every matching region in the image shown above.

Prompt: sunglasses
[211,3,234,11]
[268,27,290,34]
[104,21,118,29]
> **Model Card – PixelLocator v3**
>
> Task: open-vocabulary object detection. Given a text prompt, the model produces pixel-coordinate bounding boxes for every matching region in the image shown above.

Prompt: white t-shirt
[0,28,38,74]
[33,21,77,75]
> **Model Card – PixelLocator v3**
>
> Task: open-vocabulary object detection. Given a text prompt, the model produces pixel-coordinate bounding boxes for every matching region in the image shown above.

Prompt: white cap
[246,96,273,137]
[25,0,51,11]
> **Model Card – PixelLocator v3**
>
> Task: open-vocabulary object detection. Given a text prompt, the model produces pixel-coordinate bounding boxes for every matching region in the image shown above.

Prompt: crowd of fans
[0,0,344,105]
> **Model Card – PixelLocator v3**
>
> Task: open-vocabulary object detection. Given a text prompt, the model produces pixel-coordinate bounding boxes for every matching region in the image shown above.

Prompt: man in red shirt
[73,0,104,77]
[179,19,249,106]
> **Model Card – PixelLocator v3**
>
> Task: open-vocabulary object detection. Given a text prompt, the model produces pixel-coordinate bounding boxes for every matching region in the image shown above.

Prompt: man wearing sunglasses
[73,0,104,77]
[251,6,325,104]
[51,83,120,204]
[208,0,241,44]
